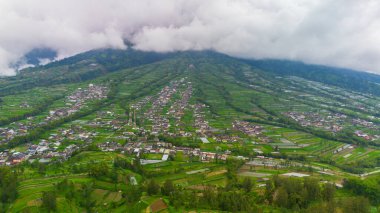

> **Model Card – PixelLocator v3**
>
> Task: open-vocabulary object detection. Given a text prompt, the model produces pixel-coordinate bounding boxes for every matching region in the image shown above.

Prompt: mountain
[6,49,380,97]
[245,59,380,96]
[24,48,57,66]
[0,49,379,212]
[0,48,175,96]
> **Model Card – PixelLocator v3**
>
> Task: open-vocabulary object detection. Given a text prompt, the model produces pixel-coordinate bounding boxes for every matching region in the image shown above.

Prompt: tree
[288,191,303,210]
[275,187,288,208]
[113,157,129,169]
[322,183,335,202]
[0,167,18,203]
[225,158,243,181]
[38,163,46,175]
[241,177,253,193]
[202,186,218,209]
[80,183,96,212]
[341,197,370,213]
[304,178,321,202]
[125,185,142,203]
[147,179,160,195]
[264,179,274,203]
[56,179,75,200]
[161,180,175,196]
[0,202,5,213]
[110,168,118,189]
[343,177,380,204]
[41,191,56,212]
[88,161,109,178]
[133,157,143,173]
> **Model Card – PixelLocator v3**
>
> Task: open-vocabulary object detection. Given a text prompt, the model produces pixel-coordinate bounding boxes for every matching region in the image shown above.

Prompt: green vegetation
[0,49,379,212]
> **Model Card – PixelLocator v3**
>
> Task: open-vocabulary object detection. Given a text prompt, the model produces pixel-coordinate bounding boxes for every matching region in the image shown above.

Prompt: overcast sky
[0,0,379,75]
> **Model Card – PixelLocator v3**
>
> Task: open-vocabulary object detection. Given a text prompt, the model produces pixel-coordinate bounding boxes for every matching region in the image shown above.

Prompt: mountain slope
[244,59,380,96]
[0,48,174,96]
[0,49,380,212]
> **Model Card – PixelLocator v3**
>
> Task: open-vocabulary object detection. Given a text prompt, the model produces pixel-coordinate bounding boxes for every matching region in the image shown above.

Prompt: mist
[0,0,379,75]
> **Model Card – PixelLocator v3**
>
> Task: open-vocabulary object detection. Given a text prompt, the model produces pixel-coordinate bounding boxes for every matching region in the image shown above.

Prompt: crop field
[0,50,379,212]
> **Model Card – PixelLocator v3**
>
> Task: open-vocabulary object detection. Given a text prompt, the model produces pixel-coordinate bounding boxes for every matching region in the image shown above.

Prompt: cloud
[0,0,379,75]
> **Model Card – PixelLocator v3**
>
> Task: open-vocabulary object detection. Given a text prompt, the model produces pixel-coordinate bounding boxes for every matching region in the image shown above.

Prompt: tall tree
[125,185,142,203]
[241,177,253,193]
[304,178,321,202]
[161,180,175,196]
[80,183,96,212]
[275,187,288,208]
[322,183,335,202]
[147,179,160,195]
[41,191,56,212]
[342,197,370,213]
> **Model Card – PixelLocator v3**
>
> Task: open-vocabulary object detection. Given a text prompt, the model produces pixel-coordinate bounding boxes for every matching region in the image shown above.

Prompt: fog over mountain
[0,0,379,75]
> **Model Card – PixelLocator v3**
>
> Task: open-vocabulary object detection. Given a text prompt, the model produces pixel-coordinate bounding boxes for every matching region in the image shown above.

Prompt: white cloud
[0,0,379,75]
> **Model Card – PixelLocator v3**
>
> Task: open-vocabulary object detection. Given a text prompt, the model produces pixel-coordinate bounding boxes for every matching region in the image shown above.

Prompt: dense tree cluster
[87,161,110,178]
[40,179,97,212]
[263,175,373,213]
[266,176,332,210]
[168,185,257,212]
[0,167,18,205]
[113,157,143,174]
[343,177,380,204]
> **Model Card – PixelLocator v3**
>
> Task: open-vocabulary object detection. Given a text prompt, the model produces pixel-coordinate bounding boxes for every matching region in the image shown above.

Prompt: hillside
[245,59,380,96]
[0,49,379,212]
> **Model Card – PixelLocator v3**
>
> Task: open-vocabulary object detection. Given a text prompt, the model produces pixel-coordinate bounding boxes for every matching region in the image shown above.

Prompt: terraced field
[0,50,379,212]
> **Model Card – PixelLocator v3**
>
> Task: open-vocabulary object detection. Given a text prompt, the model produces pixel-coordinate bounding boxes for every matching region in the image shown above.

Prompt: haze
[0,0,379,75]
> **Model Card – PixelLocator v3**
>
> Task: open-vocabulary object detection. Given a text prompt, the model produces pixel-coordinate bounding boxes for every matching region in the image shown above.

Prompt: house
[10,152,27,164]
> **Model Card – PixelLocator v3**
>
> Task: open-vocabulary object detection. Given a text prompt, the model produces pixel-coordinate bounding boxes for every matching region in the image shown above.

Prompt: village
[1,79,379,183]
[142,80,180,135]
[284,111,380,141]
[193,103,213,136]
[0,141,79,166]
[0,130,234,166]
[98,140,230,162]
[0,84,108,145]
[0,80,270,167]
[130,79,210,138]
[1,21,380,211]
[284,111,347,132]
[232,120,263,136]
[46,84,108,121]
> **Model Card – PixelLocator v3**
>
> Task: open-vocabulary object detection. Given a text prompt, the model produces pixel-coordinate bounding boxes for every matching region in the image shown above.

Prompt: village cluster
[143,80,181,135]
[232,120,263,136]
[0,84,108,162]
[0,142,79,166]
[0,84,108,144]
[47,84,108,121]
[126,79,249,143]
[0,79,265,166]
[284,111,380,140]
[128,79,198,137]
[4,78,380,170]
[284,111,346,132]
[0,121,103,166]
[98,141,230,162]
[166,83,193,136]
[193,103,212,135]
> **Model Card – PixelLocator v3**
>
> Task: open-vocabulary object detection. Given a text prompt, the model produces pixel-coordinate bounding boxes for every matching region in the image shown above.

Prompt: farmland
[0,49,379,212]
